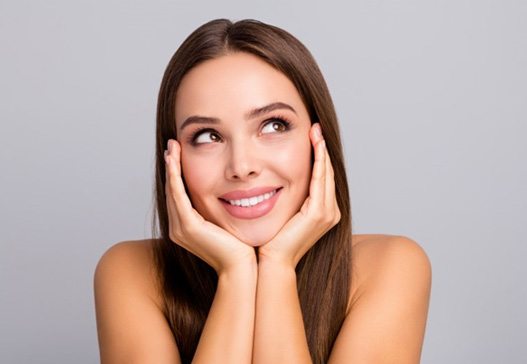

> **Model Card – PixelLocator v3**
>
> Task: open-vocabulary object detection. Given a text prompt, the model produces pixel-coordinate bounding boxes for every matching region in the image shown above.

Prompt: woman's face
[174,52,312,247]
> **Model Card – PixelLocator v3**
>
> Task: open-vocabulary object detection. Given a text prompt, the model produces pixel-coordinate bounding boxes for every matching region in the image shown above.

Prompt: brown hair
[151,18,352,364]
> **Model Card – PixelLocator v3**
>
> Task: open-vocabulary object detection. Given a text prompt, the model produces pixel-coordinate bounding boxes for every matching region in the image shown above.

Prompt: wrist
[257,256,297,288]
[258,246,296,270]
[218,257,258,280]
[257,252,296,273]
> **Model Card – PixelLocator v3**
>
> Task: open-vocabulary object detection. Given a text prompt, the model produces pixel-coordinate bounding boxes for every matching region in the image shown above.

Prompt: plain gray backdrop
[1,0,525,363]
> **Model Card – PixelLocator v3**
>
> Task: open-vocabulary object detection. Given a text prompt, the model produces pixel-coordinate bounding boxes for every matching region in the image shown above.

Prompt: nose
[224,139,262,181]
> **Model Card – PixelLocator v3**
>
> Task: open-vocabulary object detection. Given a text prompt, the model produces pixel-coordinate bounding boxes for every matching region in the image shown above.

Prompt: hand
[164,139,257,275]
[257,123,341,268]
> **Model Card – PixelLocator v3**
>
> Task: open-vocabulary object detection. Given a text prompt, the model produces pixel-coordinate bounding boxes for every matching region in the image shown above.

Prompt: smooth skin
[94,237,431,363]
[175,52,314,248]
[94,53,432,363]
[94,138,431,363]
[163,120,338,363]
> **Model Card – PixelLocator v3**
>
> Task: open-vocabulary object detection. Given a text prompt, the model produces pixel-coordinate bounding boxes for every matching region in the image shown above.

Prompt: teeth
[227,189,277,207]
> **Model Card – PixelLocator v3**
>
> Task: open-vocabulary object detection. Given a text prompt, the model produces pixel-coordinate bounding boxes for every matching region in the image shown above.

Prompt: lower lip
[219,188,282,220]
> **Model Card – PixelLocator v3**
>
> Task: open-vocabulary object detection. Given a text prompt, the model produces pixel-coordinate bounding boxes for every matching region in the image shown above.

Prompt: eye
[192,129,222,145]
[261,118,291,134]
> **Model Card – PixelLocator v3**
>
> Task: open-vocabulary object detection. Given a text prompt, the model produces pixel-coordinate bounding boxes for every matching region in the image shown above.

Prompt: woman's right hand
[164,139,257,275]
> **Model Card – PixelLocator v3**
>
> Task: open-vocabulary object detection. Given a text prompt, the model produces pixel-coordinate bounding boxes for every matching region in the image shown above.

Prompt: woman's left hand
[258,122,341,268]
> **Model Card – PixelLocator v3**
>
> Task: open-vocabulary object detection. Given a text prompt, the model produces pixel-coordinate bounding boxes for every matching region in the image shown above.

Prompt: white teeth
[227,189,277,207]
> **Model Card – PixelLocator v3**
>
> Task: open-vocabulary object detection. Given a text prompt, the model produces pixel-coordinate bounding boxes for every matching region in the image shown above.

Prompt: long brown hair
[151,18,353,364]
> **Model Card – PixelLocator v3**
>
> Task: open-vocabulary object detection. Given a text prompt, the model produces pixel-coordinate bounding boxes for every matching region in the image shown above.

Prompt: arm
[253,123,337,363]
[164,139,258,363]
[94,241,257,364]
[252,257,312,363]
[95,140,259,363]
[193,262,257,363]
[328,236,432,363]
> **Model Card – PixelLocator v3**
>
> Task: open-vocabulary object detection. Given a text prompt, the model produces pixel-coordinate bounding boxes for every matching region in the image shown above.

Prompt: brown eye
[193,130,221,144]
[261,118,290,134]
[272,122,286,132]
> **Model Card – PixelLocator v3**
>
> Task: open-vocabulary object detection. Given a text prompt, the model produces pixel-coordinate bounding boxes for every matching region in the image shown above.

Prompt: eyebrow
[179,102,297,131]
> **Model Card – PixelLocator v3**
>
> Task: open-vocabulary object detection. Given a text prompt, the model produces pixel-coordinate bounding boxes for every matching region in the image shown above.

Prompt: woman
[94,18,432,363]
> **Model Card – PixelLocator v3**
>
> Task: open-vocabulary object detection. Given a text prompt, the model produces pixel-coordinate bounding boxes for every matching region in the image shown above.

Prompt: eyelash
[187,116,292,146]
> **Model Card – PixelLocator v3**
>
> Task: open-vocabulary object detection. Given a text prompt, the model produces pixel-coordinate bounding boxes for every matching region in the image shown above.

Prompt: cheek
[275,137,312,189]
[180,152,216,203]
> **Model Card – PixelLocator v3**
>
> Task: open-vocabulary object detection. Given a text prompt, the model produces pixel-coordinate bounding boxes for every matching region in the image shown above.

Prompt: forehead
[174,52,308,127]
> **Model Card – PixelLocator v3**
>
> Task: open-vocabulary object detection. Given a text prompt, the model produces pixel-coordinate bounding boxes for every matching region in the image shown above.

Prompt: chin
[239,237,269,248]
[231,226,281,247]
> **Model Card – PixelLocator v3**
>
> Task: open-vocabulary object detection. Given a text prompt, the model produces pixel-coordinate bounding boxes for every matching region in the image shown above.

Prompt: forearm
[193,262,258,364]
[253,258,312,364]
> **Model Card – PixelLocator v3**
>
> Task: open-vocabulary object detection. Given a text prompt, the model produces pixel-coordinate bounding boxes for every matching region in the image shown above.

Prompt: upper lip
[219,186,282,201]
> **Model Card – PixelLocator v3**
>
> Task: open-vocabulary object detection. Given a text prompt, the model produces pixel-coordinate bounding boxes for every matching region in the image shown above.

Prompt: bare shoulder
[329,234,431,363]
[94,239,163,308]
[349,234,432,305]
[94,239,180,363]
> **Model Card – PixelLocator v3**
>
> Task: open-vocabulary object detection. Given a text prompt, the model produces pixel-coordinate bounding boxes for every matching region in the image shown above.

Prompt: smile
[219,187,283,220]
[226,189,278,207]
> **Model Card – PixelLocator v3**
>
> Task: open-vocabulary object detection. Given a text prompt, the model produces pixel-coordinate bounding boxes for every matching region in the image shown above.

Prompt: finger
[325,146,335,202]
[165,140,194,220]
[325,148,339,221]
[164,162,181,228]
[309,124,326,207]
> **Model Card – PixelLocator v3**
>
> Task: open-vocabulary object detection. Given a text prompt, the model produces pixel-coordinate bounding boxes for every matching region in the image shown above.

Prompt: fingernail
[167,140,172,152]
[315,123,322,138]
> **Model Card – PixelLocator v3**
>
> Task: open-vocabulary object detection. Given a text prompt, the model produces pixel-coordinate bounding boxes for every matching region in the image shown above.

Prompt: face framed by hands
[174,52,315,247]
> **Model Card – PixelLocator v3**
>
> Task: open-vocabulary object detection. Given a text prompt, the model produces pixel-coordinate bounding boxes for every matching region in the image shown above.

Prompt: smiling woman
[94,18,431,364]
[176,52,312,246]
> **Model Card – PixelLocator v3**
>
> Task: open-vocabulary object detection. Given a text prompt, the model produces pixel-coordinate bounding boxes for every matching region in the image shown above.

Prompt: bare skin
[94,234,431,363]
[94,52,431,363]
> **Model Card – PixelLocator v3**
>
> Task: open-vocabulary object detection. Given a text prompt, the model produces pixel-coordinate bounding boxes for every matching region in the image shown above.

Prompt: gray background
[1,0,525,363]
